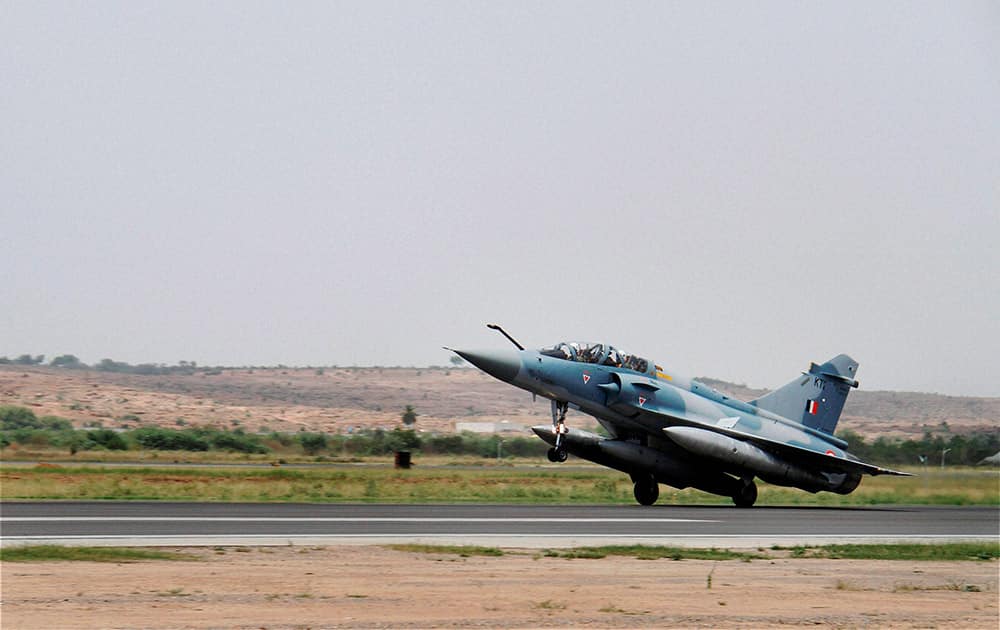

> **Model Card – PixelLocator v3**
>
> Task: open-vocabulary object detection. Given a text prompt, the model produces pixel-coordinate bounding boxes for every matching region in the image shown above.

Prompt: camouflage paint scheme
[453,329,908,507]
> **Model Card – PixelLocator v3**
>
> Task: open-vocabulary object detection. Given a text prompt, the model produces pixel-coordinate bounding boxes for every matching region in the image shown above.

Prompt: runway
[2,502,996,548]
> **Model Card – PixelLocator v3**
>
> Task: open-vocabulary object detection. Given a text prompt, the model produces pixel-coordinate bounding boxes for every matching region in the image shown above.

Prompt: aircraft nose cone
[453,348,522,383]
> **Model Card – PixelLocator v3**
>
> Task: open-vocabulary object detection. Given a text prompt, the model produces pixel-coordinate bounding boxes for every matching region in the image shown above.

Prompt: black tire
[732,480,757,508]
[547,448,568,463]
[633,478,659,506]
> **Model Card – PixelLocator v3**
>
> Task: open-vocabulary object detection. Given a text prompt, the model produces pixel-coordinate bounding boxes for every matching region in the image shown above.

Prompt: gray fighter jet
[450,324,909,507]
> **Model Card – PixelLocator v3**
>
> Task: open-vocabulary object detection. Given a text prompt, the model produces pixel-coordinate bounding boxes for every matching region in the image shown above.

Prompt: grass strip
[0,544,195,563]
[2,465,996,505]
[773,542,999,561]
[386,544,503,557]
[541,545,764,560]
[387,543,998,562]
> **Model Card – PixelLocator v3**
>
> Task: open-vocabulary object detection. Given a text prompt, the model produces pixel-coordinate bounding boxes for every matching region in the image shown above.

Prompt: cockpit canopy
[539,342,650,373]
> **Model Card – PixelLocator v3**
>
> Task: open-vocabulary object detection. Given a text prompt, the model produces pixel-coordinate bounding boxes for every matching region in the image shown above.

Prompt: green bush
[299,433,328,455]
[132,428,209,451]
[84,429,128,450]
[210,430,269,454]
[1,407,72,432]
[387,428,420,452]
[422,434,465,454]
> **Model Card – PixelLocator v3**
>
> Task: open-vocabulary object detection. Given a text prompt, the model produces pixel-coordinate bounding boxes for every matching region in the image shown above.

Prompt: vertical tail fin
[749,355,859,434]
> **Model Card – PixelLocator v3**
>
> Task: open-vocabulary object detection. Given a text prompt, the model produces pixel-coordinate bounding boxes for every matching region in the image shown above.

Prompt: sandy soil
[3,366,996,439]
[2,546,997,629]
[0,366,544,435]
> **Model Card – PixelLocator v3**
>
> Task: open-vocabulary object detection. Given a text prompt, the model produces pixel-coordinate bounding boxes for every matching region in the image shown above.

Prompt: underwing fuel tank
[531,426,741,496]
[598,440,697,484]
[663,426,836,492]
[531,425,681,478]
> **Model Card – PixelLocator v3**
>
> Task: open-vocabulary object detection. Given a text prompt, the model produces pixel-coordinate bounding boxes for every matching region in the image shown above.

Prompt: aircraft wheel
[547,448,568,463]
[732,480,757,508]
[633,477,659,506]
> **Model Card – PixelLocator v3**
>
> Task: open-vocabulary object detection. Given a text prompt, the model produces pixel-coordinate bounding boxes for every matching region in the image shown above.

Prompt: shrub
[1,406,39,430]
[132,428,209,451]
[0,407,72,431]
[299,433,328,455]
[84,429,128,450]
[401,405,417,426]
[210,431,269,454]
[422,434,464,454]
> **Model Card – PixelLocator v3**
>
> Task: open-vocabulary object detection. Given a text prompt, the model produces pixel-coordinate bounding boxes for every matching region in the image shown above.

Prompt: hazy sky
[3,2,998,396]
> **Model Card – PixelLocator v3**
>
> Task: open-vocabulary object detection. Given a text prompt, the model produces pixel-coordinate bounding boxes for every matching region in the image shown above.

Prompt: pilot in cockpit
[603,348,622,367]
[581,344,603,363]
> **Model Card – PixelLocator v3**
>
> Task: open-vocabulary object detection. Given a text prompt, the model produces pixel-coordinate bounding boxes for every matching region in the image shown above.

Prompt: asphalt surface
[2,502,997,548]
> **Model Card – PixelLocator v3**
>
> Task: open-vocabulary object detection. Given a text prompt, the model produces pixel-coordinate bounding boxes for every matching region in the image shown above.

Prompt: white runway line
[1,517,718,523]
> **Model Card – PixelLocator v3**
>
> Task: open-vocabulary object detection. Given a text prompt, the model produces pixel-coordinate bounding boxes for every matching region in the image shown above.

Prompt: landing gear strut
[548,400,569,463]
[631,474,659,506]
[732,477,757,508]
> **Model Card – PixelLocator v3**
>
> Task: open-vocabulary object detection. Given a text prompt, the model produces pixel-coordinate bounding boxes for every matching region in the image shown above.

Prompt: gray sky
[2,2,998,396]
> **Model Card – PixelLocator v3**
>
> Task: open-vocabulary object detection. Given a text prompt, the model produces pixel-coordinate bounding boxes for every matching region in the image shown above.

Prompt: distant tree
[211,431,269,454]
[1,406,40,430]
[14,354,44,365]
[299,432,328,455]
[86,429,127,450]
[401,405,418,426]
[0,356,10,364]
[97,358,131,372]
[449,356,465,367]
[387,427,421,451]
[0,406,71,432]
[178,360,197,372]
[50,354,86,369]
[131,428,209,451]
[37,415,73,431]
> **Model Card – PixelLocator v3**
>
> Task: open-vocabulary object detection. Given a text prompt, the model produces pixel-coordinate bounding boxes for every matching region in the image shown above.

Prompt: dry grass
[1,464,996,505]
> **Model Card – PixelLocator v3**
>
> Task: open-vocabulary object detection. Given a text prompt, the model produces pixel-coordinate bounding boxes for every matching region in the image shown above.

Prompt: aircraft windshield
[539,342,650,373]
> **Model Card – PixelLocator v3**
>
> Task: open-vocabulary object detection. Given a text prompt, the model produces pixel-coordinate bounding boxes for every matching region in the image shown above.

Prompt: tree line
[0,405,545,459]
[835,428,998,467]
[0,354,207,375]
[2,405,996,465]
[0,354,467,372]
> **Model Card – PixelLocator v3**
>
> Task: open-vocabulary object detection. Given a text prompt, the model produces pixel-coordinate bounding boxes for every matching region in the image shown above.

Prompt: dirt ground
[0,366,543,435]
[2,546,997,629]
[3,365,997,437]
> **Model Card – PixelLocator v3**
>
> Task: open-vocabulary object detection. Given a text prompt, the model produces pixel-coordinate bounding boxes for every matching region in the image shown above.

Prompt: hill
[1,366,996,438]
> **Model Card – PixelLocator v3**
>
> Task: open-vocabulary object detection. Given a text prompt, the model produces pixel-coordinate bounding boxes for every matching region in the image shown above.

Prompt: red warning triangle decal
[582,374,590,384]
[638,396,647,406]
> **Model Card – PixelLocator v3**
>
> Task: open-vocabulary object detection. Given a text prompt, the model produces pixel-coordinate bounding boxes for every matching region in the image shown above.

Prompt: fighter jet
[450,324,909,507]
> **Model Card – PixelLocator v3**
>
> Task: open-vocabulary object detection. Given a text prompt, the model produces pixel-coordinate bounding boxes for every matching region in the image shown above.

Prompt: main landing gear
[732,477,758,508]
[547,400,569,463]
[631,473,659,506]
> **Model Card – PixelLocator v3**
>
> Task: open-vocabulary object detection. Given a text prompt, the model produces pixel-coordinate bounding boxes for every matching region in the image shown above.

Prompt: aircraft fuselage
[452,333,906,507]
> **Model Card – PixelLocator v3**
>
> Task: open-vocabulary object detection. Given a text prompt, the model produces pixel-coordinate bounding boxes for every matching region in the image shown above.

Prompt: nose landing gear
[546,446,568,462]
[548,400,570,463]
